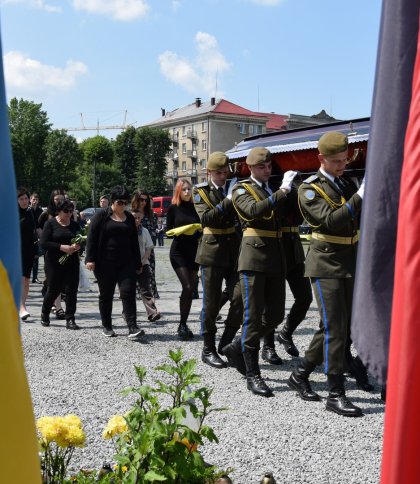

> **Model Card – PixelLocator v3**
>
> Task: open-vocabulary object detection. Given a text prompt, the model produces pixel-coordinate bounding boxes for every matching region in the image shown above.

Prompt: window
[200,158,206,169]
[182,143,187,154]
[249,125,255,135]
[182,126,186,136]
[239,123,247,134]
[202,139,207,151]
[182,161,186,171]
[201,177,206,183]
[255,125,263,135]
[201,122,206,132]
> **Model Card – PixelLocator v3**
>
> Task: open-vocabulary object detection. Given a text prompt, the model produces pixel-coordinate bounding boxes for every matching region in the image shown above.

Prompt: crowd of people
[19,131,379,418]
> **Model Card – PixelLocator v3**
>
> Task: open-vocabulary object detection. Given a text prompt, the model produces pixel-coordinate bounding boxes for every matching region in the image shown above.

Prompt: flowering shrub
[37,415,86,482]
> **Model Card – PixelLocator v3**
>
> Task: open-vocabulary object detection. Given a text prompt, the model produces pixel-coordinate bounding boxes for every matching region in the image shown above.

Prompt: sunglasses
[115,200,128,206]
[62,209,74,214]
[139,198,148,202]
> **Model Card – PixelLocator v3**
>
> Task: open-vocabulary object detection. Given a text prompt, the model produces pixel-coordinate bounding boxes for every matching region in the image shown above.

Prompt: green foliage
[135,127,171,195]
[114,126,139,196]
[104,349,231,483]
[8,97,51,191]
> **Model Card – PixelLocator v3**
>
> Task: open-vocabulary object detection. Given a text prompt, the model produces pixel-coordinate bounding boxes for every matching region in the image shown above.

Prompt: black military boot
[326,374,363,417]
[277,316,300,357]
[222,335,246,376]
[217,326,238,355]
[261,331,283,365]
[66,318,80,330]
[243,350,274,397]
[287,358,320,401]
[347,355,374,392]
[202,333,227,368]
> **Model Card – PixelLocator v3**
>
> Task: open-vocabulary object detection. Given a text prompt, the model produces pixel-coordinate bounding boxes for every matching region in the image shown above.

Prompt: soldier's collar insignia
[194,194,201,202]
[305,189,316,200]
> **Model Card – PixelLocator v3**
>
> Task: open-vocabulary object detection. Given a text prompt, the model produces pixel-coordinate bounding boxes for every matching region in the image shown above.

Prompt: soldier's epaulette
[302,174,319,184]
[194,182,208,189]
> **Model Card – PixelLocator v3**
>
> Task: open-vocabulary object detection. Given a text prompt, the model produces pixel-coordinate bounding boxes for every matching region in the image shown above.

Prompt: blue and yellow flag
[0,35,41,482]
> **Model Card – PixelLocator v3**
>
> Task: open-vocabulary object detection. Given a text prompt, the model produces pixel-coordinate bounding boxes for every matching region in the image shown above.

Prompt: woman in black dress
[166,178,201,340]
[17,187,36,320]
[40,199,81,329]
[131,189,159,298]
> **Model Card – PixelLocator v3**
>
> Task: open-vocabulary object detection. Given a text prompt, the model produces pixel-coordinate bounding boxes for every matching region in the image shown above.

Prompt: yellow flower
[102,415,128,440]
[36,415,85,448]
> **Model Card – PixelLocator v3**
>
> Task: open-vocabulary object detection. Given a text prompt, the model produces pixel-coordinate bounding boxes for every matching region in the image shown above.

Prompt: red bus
[152,196,172,218]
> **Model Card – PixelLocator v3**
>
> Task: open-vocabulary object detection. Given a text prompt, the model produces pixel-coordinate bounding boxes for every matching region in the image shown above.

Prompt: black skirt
[170,235,199,271]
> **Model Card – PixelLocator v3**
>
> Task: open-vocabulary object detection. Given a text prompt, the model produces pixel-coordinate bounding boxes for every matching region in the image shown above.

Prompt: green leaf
[143,470,167,481]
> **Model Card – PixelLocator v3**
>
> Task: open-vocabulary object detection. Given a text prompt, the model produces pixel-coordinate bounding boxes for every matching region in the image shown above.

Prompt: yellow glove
[166,223,202,237]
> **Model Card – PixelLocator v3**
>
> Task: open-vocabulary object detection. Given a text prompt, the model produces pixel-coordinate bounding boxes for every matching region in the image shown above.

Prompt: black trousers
[200,264,242,335]
[286,262,313,326]
[42,258,79,319]
[240,271,285,352]
[94,260,137,328]
[305,277,353,375]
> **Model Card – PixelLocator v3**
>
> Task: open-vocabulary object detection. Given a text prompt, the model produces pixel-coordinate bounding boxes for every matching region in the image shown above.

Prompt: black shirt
[41,218,80,265]
[166,201,200,232]
[102,218,134,263]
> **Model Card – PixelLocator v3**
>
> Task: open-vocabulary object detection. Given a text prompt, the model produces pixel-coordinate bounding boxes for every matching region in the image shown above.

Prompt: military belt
[243,228,282,238]
[203,227,236,235]
[311,232,359,245]
[280,227,299,233]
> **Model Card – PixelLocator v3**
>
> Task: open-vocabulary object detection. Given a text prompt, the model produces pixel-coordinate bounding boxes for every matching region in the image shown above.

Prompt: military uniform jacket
[193,182,240,267]
[298,170,362,278]
[232,178,287,273]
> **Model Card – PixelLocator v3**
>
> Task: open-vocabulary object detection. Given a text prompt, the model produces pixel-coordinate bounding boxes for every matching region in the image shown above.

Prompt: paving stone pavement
[22,241,385,483]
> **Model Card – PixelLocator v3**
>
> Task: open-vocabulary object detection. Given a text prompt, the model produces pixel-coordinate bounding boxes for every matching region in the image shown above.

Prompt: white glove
[357,177,365,199]
[280,170,299,192]
[226,193,232,200]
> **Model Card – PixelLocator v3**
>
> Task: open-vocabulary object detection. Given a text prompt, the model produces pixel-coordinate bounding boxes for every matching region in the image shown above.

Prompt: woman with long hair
[166,178,201,340]
[131,189,159,298]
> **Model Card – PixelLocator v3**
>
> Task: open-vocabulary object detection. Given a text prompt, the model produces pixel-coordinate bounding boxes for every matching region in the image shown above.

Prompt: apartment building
[143,97,272,190]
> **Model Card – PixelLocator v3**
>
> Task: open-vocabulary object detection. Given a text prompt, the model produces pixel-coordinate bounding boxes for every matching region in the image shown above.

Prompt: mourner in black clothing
[18,187,37,320]
[40,199,81,330]
[30,192,44,284]
[166,178,201,340]
[85,186,144,340]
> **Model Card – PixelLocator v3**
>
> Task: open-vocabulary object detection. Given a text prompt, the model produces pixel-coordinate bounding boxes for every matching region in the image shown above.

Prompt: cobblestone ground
[22,240,384,483]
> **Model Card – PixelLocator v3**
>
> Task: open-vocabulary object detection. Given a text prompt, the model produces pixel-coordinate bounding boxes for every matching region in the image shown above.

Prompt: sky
[1,0,382,141]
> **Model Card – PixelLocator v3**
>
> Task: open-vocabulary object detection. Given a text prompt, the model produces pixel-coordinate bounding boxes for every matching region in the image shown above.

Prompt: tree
[71,136,122,208]
[135,127,170,195]
[114,126,139,196]
[8,97,51,190]
[42,130,82,203]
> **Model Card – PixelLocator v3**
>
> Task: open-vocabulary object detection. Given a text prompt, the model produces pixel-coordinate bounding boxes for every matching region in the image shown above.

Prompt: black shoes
[261,346,283,365]
[178,323,194,341]
[102,327,116,337]
[217,326,238,356]
[222,336,246,376]
[55,308,66,320]
[32,278,42,284]
[246,374,274,397]
[148,313,161,323]
[41,313,50,327]
[128,326,146,339]
[326,393,363,417]
[66,318,80,330]
[202,349,227,369]
[277,329,299,357]
[287,372,320,402]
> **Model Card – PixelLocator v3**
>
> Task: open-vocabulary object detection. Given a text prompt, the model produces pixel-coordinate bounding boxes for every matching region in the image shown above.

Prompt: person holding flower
[40,199,81,330]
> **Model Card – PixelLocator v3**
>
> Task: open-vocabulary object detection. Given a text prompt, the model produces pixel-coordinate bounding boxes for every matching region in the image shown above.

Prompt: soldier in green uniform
[262,180,313,363]
[287,131,365,417]
[193,152,243,369]
[222,147,297,397]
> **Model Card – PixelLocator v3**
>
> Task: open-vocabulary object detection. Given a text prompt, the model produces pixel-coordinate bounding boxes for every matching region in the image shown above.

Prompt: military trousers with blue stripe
[305,277,354,375]
[239,271,286,352]
[200,265,243,335]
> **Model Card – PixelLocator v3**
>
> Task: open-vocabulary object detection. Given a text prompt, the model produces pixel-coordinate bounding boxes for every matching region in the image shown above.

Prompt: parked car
[80,207,101,222]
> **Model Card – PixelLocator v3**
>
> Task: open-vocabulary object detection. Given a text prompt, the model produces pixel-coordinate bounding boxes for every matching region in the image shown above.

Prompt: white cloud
[158,32,230,97]
[72,0,149,21]
[171,0,181,11]
[1,0,61,12]
[3,51,88,93]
